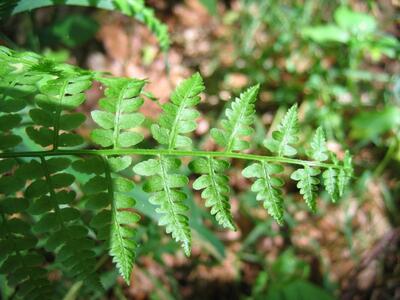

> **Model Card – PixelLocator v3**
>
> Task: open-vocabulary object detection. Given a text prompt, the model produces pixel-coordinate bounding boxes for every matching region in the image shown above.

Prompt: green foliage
[265,104,299,157]
[310,127,329,162]
[211,84,259,152]
[190,157,235,230]
[0,46,352,295]
[0,0,170,52]
[151,73,204,150]
[42,14,99,48]
[302,6,399,60]
[91,77,145,148]
[290,166,321,212]
[242,162,284,224]
[133,157,191,255]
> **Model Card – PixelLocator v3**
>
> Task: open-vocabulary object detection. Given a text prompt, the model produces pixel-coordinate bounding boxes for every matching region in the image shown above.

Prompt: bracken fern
[0,46,353,294]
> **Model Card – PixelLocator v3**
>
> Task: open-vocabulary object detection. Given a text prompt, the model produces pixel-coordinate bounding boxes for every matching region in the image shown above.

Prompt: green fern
[133,74,205,255]
[0,0,170,52]
[189,157,235,230]
[291,166,321,212]
[196,85,260,229]
[323,167,339,202]
[265,104,299,157]
[242,162,285,224]
[151,72,204,150]
[0,159,53,299]
[211,85,260,152]
[309,127,329,161]
[88,77,145,283]
[133,157,191,255]
[90,77,145,148]
[0,46,353,294]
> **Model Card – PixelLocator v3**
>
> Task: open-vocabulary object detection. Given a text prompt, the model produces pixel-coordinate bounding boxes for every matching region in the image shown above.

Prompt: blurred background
[1,0,399,299]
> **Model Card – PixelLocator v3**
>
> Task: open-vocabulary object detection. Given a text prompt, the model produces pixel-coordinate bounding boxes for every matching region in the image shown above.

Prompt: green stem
[374,137,398,177]
[0,149,342,169]
[53,79,68,150]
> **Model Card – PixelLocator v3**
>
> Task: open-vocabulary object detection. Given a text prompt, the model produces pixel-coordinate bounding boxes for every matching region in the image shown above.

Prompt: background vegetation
[0,0,399,299]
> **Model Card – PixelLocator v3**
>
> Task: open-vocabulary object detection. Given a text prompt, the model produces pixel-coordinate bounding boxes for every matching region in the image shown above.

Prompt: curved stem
[0,148,342,169]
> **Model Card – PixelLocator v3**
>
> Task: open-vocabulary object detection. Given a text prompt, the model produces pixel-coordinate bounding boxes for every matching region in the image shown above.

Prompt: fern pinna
[0,46,352,294]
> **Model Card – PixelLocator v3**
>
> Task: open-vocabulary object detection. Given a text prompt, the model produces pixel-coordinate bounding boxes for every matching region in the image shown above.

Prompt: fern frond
[290,166,320,212]
[211,84,260,152]
[189,157,235,230]
[0,160,53,299]
[242,162,285,224]
[151,72,204,150]
[113,0,171,52]
[133,157,191,255]
[0,46,354,292]
[265,104,299,157]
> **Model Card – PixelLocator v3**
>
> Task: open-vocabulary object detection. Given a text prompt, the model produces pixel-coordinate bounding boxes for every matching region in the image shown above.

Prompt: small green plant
[0,44,352,297]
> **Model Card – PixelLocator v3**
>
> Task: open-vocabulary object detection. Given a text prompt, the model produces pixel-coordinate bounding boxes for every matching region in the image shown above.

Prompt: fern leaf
[290,165,320,212]
[242,161,285,224]
[265,104,299,157]
[91,77,145,148]
[189,157,235,230]
[200,84,259,228]
[139,73,205,253]
[151,72,204,150]
[133,156,191,255]
[17,157,102,290]
[74,155,139,283]
[323,168,339,202]
[0,46,355,293]
[211,84,260,152]
[0,162,54,299]
[310,127,328,161]
[26,69,92,149]
[337,150,353,197]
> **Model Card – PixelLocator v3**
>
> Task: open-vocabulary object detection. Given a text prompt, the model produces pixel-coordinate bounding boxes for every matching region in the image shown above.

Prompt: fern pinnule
[211,84,260,152]
[265,104,299,157]
[309,126,329,161]
[91,77,145,148]
[21,157,101,289]
[338,150,353,197]
[290,165,321,212]
[151,72,204,150]
[197,84,260,229]
[242,162,285,224]
[26,67,92,149]
[0,159,53,299]
[133,74,205,255]
[190,157,236,230]
[323,167,339,202]
[133,157,192,255]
